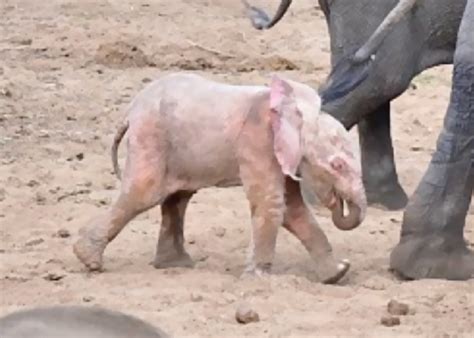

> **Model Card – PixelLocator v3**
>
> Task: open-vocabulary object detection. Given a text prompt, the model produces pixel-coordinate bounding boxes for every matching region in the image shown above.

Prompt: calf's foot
[316,257,350,284]
[153,250,194,269]
[241,262,272,279]
[73,233,107,271]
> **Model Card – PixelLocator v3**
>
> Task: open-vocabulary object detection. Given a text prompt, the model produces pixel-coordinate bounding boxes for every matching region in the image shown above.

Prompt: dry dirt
[0,0,473,337]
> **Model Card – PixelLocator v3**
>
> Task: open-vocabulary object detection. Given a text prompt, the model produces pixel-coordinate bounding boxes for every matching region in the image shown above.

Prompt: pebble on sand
[190,293,203,302]
[380,315,401,327]
[387,299,410,316]
[56,229,71,238]
[235,303,260,324]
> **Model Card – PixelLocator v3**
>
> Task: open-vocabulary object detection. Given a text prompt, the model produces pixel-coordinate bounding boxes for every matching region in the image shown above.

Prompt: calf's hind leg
[154,191,196,269]
[74,137,166,271]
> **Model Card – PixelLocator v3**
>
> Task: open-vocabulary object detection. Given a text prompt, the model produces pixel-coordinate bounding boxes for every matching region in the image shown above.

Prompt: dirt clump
[95,41,153,68]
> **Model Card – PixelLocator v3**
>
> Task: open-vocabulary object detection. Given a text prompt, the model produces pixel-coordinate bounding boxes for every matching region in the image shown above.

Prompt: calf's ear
[269,75,303,181]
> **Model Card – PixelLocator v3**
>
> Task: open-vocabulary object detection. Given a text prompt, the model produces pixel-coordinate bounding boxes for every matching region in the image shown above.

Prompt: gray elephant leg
[358,102,408,210]
[153,191,195,269]
[390,0,474,280]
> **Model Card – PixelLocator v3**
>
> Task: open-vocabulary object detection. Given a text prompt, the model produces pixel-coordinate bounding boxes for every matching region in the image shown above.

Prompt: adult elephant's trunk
[331,197,365,231]
[242,0,292,30]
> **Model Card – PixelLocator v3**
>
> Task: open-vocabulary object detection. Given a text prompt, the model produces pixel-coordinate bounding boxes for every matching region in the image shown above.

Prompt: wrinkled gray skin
[390,0,474,280]
[245,0,474,280]
[244,0,466,211]
[0,305,168,338]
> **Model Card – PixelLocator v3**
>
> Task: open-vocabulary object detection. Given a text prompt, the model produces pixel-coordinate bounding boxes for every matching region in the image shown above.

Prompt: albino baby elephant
[73,73,366,283]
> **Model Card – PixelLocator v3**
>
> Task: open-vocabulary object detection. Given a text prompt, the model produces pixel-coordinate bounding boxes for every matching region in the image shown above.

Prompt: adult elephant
[245,0,474,280]
[244,0,466,211]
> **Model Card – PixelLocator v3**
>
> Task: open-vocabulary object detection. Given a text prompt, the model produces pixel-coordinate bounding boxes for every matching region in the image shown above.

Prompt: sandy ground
[0,0,473,337]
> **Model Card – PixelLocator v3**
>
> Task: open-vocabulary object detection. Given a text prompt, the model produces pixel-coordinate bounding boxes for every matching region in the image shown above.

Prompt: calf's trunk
[331,198,364,231]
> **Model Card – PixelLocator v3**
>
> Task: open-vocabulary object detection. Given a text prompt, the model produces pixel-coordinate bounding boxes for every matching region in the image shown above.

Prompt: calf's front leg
[283,178,350,283]
[239,157,286,276]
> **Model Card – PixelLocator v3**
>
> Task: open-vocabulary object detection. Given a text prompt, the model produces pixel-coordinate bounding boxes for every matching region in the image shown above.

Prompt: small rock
[46,258,63,264]
[362,276,389,291]
[38,130,50,138]
[188,238,196,245]
[235,302,260,324]
[103,183,115,190]
[213,226,226,238]
[387,299,410,316]
[25,238,44,246]
[82,296,94,302]
[26,180,40,187]
[49,186,61,194]
[190,293,203,302]
[381,315,401,327]
[18,38,33,45]
[56,229,71,238]
[44,272,65,281]
[5,274,30,282]
[35,193,47,205]
[66,153,84,162]
[196,254,208,262]
[0,87,12,98]
[94,199,108,207]
[431,293,446,303]
[223,293,237,304]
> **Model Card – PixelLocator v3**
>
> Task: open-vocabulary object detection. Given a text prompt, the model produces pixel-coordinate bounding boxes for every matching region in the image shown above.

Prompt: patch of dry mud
[1,1,473,337]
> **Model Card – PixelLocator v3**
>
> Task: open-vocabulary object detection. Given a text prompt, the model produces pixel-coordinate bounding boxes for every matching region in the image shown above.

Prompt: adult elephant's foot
[390,233,474,280]
[390,9,474,280]
[365,179,408,211]
[389,124,474,280]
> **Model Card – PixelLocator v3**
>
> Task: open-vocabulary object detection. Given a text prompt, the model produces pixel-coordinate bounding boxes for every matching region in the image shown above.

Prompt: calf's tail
[111,120,129,180]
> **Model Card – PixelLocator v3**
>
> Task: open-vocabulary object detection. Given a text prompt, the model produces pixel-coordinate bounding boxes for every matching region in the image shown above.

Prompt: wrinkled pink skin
[73,73,366,283]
